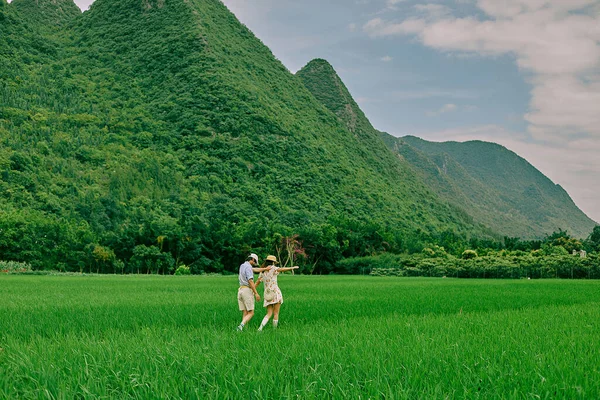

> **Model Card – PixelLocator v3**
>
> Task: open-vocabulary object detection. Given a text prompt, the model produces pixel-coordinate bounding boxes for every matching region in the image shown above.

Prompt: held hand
[255,293,260,301]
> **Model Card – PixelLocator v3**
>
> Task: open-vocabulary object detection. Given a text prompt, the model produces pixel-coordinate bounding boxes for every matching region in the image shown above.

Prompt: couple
[237,253,298,331]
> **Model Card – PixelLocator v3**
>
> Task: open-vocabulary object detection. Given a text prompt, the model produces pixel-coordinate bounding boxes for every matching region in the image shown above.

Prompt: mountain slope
[297,58,596,239]
[296,59,380,144]
[0,0,486,272]
[399,136,597,238]
[11,0,80,27]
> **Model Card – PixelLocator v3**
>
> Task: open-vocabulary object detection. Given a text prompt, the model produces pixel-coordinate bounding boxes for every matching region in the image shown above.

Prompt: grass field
[0,275,599,399]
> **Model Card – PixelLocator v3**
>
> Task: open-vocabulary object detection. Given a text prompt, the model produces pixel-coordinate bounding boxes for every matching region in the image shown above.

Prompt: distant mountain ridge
[397,135,597,238]
[297,59,596,239]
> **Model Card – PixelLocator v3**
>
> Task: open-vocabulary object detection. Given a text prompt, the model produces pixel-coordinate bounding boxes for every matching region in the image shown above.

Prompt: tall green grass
[0,275,598,398]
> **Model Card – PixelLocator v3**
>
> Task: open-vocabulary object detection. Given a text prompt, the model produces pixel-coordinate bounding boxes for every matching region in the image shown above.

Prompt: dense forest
[0,0,597,276]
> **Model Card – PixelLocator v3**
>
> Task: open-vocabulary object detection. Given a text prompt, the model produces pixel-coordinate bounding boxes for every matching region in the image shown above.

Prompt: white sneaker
[237,324,244,331]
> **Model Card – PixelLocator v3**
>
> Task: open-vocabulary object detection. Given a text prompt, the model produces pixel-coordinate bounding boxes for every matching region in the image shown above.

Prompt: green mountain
[397,136,597,238]
[0,0,486,272]
[297,59,596,239]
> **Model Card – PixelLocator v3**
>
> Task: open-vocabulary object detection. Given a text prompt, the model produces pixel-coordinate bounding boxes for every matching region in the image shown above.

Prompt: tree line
[1,207,598,277]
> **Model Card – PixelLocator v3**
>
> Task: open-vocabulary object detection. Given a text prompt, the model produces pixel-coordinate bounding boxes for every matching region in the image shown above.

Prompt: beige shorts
[238,287,254,311]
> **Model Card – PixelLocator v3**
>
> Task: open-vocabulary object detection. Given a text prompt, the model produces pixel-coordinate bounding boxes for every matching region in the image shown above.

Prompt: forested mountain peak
[403,135,509,157]
[11,0,80,27]
[298,59,339,86]
[295,57,413,180]
[302,58,334,69]
[297,58,375,137]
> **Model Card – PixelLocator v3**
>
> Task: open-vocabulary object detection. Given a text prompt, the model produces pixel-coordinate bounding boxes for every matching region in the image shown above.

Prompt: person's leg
[237,288,255,330]
[272,302,281,328]
[237,310,248,330]
[238,289,247,330]
[239,310,248,324]
[258,305,273,331]
[242,310,254,325]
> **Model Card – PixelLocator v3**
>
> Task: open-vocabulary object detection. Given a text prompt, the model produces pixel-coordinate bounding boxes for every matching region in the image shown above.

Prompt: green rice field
[1,275,599,399]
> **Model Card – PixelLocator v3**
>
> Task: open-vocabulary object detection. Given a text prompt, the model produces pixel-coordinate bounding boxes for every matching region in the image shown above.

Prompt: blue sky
[48,0,600,225]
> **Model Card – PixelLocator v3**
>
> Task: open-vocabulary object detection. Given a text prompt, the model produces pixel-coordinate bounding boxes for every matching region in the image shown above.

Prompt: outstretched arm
[252,266,272,273]
[277,266,300,273]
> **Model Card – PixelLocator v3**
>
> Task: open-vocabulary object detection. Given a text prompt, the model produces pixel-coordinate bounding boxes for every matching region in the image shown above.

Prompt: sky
[36,0,600,225]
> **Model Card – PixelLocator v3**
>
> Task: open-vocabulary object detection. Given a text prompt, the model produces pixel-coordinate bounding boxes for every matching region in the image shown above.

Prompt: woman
[255,255,299,331]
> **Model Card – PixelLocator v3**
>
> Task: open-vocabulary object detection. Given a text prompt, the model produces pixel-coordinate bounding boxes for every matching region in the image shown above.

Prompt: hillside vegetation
[0,0,488,273]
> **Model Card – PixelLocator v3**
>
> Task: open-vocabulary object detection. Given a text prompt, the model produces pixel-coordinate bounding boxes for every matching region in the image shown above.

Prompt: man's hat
[249,253,259,263]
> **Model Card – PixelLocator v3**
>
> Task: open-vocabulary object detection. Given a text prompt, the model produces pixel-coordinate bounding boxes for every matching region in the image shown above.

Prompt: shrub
[358,250,600,279]
[422,245,448,258]
[335,253,403,275]
[369,268,404,277]
[0,260,33,274]
[174,265,191,275]
[461,250,478,260]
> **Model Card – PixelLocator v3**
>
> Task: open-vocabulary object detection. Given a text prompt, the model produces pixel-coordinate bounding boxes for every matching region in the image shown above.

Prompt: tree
[92,245,116,274]
[272,234,306,274]
[130,245,174,274]
[588,226,600,252]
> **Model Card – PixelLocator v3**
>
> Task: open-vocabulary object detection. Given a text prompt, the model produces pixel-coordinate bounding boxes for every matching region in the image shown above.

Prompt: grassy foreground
[0,275,599,399]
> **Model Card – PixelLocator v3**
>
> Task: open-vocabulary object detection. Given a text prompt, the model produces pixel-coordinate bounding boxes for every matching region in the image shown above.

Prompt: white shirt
[238,261,254,286]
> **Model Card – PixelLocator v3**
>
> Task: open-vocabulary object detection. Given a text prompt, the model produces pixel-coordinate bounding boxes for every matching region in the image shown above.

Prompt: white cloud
[427,103,458,116]
[363,1,600,146]
[364,17,426,36]
[476,0,597,19]
[525,74,600,141]
[380,55,393,62]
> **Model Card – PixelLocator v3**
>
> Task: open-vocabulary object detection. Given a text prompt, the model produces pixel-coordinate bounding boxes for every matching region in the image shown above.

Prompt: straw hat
[266,255,279,264]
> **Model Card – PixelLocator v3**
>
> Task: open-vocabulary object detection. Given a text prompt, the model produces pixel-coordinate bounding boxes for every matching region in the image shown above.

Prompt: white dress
[259,267,283,307]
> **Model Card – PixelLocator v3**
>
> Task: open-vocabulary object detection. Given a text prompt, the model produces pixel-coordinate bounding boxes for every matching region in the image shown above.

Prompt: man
[237,253,270,331]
